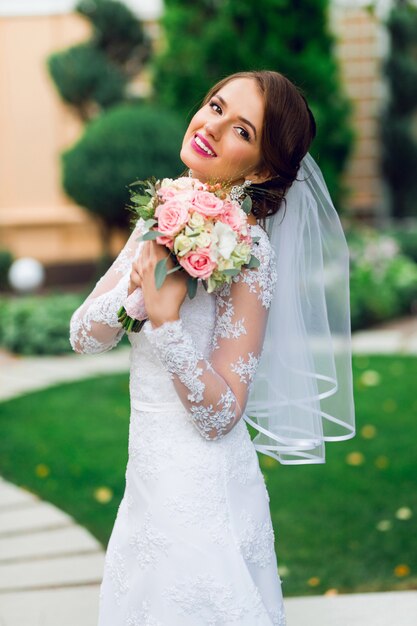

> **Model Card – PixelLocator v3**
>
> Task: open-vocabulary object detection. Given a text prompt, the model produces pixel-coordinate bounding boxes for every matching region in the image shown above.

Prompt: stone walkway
[1,316,417,625]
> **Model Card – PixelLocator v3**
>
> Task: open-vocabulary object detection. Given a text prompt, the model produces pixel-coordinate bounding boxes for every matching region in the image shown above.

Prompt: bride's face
[180,78,266,185]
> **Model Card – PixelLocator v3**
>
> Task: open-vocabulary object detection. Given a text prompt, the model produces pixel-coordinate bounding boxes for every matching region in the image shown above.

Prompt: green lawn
[0,355,416,597]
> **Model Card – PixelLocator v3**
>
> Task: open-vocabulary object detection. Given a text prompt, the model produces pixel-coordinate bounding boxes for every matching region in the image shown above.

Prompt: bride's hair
[202,70,317,219]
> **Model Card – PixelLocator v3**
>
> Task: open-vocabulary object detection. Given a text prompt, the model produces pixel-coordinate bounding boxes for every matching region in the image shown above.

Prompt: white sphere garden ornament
[8,257,45,293]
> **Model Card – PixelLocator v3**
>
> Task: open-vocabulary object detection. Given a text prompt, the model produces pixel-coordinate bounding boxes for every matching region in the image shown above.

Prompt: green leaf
[144,218,157,229]
[155,258,168,289]
[252,236,260,243]
[187,276,198,299]
[222,268,241,276]
[166,265,181,275]
[141,230,164,241]
[130,193,150,207]
[241,195,252,215]
[246,254,260,269]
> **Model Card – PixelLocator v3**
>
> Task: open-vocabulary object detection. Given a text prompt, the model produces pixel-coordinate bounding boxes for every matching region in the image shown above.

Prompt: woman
[70,70,354,625]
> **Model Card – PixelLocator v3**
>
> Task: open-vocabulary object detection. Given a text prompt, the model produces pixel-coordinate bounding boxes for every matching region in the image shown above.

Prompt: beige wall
[0,12,120,266]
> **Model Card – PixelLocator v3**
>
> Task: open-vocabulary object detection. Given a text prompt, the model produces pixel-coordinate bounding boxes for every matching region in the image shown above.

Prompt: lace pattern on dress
[106,545,129,605]
[126,601,162,626]
[129,511,172,570]
[236,509,276,568]
[144,320,205,403]
[231,225,277,309]
[162,574,266,625]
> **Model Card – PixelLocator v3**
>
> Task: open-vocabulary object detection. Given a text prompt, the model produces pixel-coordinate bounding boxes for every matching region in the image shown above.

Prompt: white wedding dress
[69,220,286,626]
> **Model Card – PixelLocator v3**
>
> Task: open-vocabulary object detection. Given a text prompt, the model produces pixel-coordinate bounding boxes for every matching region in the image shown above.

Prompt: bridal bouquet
[117,176,259,332]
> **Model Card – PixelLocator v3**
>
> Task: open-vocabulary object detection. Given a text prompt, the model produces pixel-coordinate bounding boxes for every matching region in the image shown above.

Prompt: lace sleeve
[69,220,145,354]
[144,229,277,440]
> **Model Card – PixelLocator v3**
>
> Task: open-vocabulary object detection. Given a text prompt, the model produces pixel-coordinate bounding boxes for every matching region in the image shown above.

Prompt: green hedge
[0,293,85,355]
[348,228,417,330]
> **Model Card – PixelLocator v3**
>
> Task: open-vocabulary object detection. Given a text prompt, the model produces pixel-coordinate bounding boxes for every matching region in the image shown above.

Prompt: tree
[46,1,183,265]
[381,0,417,219]
[152,0,354,207]
[48,0,152,121]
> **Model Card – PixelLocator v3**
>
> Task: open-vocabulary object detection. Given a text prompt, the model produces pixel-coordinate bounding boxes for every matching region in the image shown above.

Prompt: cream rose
[174,234,193,257]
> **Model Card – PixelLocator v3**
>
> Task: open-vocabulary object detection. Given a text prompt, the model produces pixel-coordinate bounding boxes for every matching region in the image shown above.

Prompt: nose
[204,120,221,141]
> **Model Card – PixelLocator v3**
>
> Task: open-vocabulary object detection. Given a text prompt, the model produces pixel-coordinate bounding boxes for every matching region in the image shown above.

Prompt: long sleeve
[69,220,144,354]
[144,229,277,440]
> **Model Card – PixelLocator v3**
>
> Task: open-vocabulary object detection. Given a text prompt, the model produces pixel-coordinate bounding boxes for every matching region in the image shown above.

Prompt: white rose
[172,177,194,191]
[195,231,212,248]
[160,178,174,188]
[188,211,205,230]
[212,222,237,260]
[217,257,235,271]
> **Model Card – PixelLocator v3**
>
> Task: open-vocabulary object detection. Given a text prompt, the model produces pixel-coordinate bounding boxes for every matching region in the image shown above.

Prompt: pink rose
[219,201,245,232]
[157,187,176,201]
[179,248,217,279]
[156,199,190,236]
[192,191,225,217]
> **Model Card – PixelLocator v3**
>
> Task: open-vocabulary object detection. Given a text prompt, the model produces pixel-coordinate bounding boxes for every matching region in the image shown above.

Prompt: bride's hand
[132,240,188,327]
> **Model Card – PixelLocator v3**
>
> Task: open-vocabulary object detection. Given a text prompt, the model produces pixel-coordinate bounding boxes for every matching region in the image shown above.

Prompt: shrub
[386,222,417,263]
[348,229,417,330]
[382,2,417,218]
[48,44,127,115]
[0,293,85,355]
[0,249,13,292]
[62,103,185,229]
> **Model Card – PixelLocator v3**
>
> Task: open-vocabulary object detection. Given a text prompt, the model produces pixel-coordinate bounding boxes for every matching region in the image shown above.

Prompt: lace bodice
[69,221,277,441]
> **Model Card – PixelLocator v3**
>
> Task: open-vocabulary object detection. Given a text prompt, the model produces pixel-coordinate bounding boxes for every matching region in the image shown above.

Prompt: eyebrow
[216,94,258,139]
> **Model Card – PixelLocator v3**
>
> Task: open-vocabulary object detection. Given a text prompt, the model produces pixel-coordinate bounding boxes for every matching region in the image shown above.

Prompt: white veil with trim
[244,153,355,464]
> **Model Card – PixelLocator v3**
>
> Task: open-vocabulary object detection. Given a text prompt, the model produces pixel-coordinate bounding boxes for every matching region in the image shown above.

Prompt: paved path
[1,316,416,625]
[0,477,103,626]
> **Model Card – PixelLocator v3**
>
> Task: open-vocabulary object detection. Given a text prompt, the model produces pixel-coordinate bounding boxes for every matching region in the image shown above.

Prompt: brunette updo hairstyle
[202,70,317,219]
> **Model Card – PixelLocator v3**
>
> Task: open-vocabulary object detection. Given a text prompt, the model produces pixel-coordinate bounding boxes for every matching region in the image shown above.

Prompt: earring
[188,169,193,178]
[230,179,252,203]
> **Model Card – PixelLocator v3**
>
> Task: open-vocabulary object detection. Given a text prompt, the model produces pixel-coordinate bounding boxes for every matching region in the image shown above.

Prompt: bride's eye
[209,100,222,114]
[237,127,250,141]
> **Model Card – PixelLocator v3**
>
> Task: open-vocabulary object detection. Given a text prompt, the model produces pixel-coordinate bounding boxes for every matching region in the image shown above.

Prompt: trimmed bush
[48,44,127,113]
[62,103,185,229]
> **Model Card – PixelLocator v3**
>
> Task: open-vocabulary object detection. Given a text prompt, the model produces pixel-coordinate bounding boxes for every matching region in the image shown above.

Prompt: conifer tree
[153,0,354,206]
[382,0,417,219]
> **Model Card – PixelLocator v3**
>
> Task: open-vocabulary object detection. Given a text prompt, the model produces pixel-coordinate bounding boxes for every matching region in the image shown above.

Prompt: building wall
[0,12,109,265]
[330,0,390,220]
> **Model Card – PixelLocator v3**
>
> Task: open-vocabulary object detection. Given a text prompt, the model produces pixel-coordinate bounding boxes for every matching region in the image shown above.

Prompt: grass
[0,355,416,597]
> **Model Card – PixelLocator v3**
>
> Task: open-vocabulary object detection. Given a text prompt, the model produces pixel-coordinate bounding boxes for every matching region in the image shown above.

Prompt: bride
[70,70,354,626]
